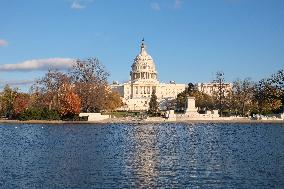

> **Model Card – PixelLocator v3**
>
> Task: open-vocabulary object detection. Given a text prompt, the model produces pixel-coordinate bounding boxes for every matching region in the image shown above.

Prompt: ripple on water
[0,123,283,188]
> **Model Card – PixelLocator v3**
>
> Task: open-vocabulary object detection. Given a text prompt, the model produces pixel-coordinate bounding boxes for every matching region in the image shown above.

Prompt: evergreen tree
[148,90,159,116]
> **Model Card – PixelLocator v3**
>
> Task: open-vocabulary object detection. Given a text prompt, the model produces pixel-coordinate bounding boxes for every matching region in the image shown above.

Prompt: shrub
[19,108,60,121]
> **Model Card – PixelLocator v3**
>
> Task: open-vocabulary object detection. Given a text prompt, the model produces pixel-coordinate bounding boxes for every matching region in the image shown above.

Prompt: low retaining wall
[79,113,110,121]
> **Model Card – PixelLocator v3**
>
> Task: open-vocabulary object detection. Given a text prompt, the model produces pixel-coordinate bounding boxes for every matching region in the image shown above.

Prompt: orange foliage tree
[13,93,30,117]
[58,86,81,117]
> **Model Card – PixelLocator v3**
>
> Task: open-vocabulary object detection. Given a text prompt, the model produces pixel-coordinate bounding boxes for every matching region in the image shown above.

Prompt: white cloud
[0,80,35,87]
[174,0,182,9]
[150,2,161,11]
[0,58,75,72]
[71,1,85,9]
[70,0,94,10]
[0,39,8,47]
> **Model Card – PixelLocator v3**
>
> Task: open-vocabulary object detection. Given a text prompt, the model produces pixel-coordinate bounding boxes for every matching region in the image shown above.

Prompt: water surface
[0,123,283,188]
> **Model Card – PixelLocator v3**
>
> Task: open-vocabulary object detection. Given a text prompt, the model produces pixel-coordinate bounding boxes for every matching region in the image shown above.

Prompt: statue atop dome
[139,38,148,56]
[141,38,145,48]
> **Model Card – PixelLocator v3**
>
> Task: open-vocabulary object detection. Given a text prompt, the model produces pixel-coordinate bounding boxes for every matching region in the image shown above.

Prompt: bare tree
[213,71,226,116]
[231,78,254,116]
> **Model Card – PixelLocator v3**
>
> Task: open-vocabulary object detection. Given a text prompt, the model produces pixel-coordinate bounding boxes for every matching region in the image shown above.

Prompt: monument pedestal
[185,96,198,116]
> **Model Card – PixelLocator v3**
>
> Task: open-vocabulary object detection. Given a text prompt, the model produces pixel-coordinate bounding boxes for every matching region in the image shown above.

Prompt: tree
[268,69,284,112]
[269,69,284,91]
[70,58,110,112]
[0,85,18,118]
[165,98,177,111]
[252,79,282,115]
[176,90,188,111]
[230,78,254,116]
[194,91,214,111]
[148,90,159,116]
[104,91,123,112]
[176,83,197,111]
[58,85,81,118]
[13,93,30,118]
[32,69,70,110]
[176,83,214,112]
[213,71,226,116]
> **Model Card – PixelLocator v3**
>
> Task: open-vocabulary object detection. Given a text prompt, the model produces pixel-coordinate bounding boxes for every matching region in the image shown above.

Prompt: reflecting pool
[0,123,283,188]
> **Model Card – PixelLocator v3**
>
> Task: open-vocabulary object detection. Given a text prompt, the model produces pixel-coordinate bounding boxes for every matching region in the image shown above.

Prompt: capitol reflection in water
[0,123,283,188]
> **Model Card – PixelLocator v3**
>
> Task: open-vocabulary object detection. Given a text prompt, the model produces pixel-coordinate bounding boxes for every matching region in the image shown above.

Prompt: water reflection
[0,123,283,188]
[125,125,158,187]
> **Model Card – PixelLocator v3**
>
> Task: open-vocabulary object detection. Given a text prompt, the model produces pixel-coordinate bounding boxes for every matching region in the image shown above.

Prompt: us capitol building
[111,39,186,111]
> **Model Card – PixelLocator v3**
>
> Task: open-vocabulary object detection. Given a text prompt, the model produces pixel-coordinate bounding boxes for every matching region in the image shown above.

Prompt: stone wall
[79,113,110,121]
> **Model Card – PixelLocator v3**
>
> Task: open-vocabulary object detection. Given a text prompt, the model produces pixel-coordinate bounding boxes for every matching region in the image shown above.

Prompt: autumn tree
[104,91,122,112]
[58,85,81,118]
[70,58,110,112]
[32,69,70,110]
[0,85,18,118]
[13,93,30,118]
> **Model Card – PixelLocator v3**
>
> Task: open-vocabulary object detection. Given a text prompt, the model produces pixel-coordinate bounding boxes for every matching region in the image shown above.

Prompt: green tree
[194,91,214,111]
[148,90,159,116]
[176,90,188,111]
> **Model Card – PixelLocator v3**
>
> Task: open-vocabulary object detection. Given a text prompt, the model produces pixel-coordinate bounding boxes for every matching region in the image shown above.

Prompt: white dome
[130,39,158,83]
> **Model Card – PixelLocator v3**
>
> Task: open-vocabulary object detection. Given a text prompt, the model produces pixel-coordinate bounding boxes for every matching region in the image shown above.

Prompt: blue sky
[0,0,283,91]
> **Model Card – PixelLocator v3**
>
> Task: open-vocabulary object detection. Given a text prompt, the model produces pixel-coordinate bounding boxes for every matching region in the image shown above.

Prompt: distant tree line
[0,58,282,119]
[171,69,284,117]
[0,58,122,120]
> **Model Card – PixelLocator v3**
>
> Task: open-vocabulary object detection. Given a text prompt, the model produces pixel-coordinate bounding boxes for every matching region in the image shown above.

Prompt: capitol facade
[111,40,186,111]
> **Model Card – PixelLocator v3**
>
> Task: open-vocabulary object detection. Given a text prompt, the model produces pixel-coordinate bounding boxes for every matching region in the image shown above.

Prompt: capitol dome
[130,39,158,83]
